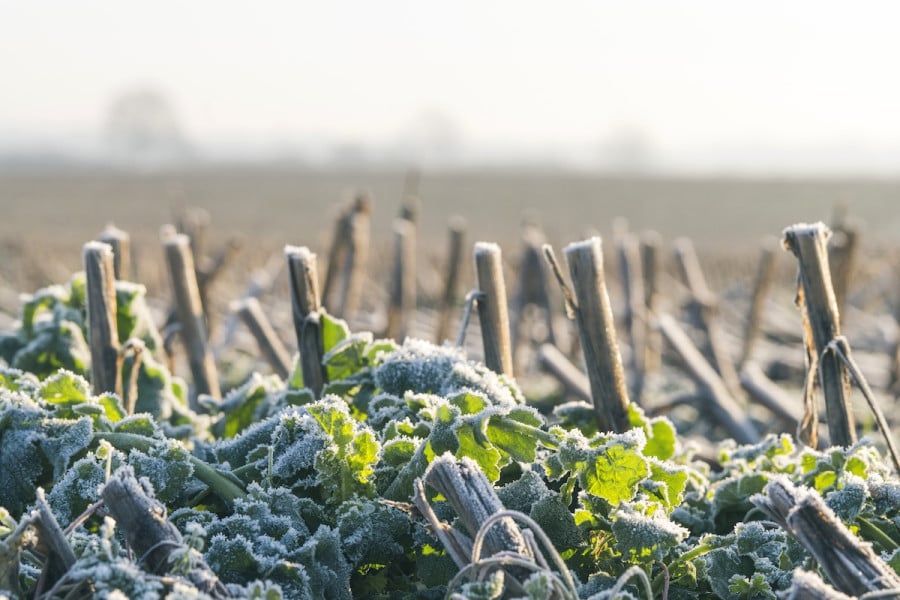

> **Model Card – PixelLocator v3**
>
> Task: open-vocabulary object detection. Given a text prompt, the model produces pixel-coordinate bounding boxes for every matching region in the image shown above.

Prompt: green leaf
[585,442,649,506]
[212,373,283,439]
[306,397,381,502]
[711,474,769,533]
[112,414,160,437]
[727,573,777,600]
[485,409,544,464]
[97,393,125,423]
[366,340,398,363]
[629,403,677,460]
[455,423,502,482]
[324,333,372,381]
[0,367,39,394]
[448,391,487,415]
[114,281,163,352]
[39,370,91,411]
[612,508,689,563]
[813,470,837,492]
[39,416,94,480]
[320,312,350,354]
[546,429,652,508]
[0,408,46,514]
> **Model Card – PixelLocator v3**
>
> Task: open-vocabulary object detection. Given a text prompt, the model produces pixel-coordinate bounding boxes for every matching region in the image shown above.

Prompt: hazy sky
[3,1,900,171]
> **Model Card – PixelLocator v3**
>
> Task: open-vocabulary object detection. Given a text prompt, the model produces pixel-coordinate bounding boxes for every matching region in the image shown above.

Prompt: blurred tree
[104,88,189,166]
[596,125,655,174]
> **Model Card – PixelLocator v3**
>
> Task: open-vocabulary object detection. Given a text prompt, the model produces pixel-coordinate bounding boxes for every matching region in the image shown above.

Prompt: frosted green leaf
[213,373,283,439]
[323,332,372,381]
[48,449,125,523]
[423,402,460,460]
[499,471,583,552]
[647,458,689,510]
[727,573,777,600]
[39,369,91,408]
[97,393,125,423]
[0,407,44,514]
[336,497,410,568]
[129,439,197,504]
[39,416,93,480]
[485,407,543,464]
[20,284,75,337]
[720,434,795,471]
[114,280,163,352]
[455,423,502,482]
[522,571,555,599]
[628,404,678,460]
[112,413,160,437]
[381,437,417,466]
[374,341,463,397]
[306,398,380,501]
[366,339,397,363]
[612,508,688,563]
[711,474,768,533]
[292,525,352,600]
[9,282,91,379]
[0,367,40,394]
[320,312,350,355]
[448,391,487,415]
[702,522,799,599]
[207,534,262,583]
[586,443,650,506]
[243,580,285,600]
[824,474,866,520]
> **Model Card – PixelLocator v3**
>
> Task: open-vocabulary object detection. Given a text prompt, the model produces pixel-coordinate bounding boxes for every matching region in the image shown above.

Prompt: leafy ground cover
[1,273,899,599]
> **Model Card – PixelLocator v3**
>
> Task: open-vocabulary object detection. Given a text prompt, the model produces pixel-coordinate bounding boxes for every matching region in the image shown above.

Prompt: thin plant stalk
[337,207,370,320]
[659,313,760,444]
[285,245,326,396]
[563,237,631,433]
[83,241,120,396]
[740,238,778,369]
[163,233,220,402]
[537,342,591,402]
[436,217,466,344]
[511,225,556,370]
[783,222,856,447]
[96,224,131,281]
[640,230,662,374]
[674,237,742,398]
[618,232,646,401]
[474,242,514,377]
[233,296,292,379]
[385,218,416,341]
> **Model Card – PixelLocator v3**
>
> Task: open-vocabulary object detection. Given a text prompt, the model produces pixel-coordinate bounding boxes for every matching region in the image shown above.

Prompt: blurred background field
[4,168,900,287]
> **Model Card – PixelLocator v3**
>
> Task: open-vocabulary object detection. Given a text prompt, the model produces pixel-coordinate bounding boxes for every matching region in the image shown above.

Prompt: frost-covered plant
[2,279,900,599]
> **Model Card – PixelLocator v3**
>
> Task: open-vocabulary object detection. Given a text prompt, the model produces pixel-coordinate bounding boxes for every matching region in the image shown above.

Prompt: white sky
[3,0,900,170]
